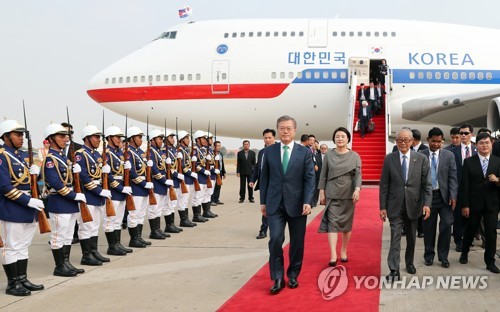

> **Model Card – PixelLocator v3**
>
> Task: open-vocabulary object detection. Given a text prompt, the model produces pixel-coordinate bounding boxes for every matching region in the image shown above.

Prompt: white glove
[101,164,111,174]
[215,169,220,174]
[147,160,154,167]
[204,170,211,176]
[145,182,154,189]
[165,179,174,186]
[28,198,44,211]
[215,155,220,161]
[121,186,132,195]
[72,163,82,173]
[176,173,184,181]
[205,154,212,161]
[176,152,182,159]
[99,189,112,199]
[165,157,172,165]
[191,156,197,162]
[29,165,40,176]
[124,161,132,170]
[190,172,198,179]
[74,193,87,203]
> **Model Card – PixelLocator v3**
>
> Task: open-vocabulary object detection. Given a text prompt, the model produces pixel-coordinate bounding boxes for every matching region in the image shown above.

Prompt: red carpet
[218,188,382,312]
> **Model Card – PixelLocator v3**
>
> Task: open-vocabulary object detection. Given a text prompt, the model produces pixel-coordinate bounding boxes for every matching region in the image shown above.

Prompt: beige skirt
[318,199,355,233]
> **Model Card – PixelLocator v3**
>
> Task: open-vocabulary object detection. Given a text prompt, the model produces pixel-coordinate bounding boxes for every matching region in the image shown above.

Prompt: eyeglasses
[459,132,470,135]
[278,127,294,132]
[396,138,412,143]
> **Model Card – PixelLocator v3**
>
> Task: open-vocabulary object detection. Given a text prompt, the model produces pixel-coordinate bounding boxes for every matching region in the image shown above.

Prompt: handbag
[354,120,359,132]
[368,120,375,132]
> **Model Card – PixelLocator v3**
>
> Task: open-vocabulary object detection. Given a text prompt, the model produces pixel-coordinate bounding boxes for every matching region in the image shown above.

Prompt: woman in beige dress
[318,127,362,267]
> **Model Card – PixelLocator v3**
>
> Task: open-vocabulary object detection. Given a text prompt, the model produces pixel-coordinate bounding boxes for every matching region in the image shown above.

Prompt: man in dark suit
[260,115,315,294]
[250,129,276,239]
[445,127,461,151]
[380,128,432,281]
[210,140,226,205]
[420,128,458,268]
[459,132,500,273]
[358,101,372,139]
[357,83,369,102]
[411,129,429,237]
[450,123,477,252]
[236,140,256,203]
[313,144,328,207]
[367,82,379,115]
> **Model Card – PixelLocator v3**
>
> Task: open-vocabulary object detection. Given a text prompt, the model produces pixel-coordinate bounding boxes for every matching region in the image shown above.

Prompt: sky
[0,0,494,149]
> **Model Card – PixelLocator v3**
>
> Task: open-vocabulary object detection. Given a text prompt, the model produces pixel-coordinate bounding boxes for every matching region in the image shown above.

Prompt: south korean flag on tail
[178,5,192,18]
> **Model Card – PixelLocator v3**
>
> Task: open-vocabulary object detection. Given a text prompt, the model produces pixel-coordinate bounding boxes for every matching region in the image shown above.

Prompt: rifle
[214,123,222,186]
[146,115,157,205]
[205,122,213,189]
[190,120,201,192]
[175,118,188,194]
[67,107,93,222]
[123,115,136,211]
[23,101,51,234]
[101,111,116,217]
[165,119,177,201]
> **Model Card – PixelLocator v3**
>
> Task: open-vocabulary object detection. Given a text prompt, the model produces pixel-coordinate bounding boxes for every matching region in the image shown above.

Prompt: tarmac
[0,174,498,311]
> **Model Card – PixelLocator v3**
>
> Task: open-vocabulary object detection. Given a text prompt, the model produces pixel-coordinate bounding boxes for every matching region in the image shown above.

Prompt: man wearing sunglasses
[450,123,477,252]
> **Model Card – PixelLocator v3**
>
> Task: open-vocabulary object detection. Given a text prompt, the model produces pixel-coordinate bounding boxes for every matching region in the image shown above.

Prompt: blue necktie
[431,153,438,189]
[482,158,488,177]
[402,155,407,182]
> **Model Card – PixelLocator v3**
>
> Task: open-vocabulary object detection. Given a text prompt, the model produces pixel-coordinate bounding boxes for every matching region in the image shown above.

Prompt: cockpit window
[155,31,177,40]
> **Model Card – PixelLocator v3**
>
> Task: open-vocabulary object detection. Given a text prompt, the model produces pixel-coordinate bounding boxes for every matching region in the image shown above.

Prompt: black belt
[432,189,441,195]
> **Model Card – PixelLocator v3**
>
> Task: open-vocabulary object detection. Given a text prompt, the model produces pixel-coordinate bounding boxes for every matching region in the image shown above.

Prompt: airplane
[86,18,500,144]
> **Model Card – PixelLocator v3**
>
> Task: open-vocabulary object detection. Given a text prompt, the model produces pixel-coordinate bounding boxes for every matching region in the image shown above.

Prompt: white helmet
[81,125,102,139]
[206,132,213,138]
[44,124,68,139]
[178,130,189,140]
[0,120,25,138]
[166,130,176,137]
[127,126,144,139]
[149,129,164,140]
[104,126,124,138]
[193,130,207,140]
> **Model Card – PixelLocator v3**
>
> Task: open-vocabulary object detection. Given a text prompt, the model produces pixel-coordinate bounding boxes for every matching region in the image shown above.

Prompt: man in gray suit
[420,128,458,268]
[380,128,432,281]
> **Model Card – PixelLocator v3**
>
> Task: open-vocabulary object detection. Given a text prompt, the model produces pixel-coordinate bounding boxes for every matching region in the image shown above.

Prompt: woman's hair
[332,127,351,143]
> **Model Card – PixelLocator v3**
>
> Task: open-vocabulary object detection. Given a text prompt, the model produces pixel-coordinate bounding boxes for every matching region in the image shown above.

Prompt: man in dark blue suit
[259,115,315,294]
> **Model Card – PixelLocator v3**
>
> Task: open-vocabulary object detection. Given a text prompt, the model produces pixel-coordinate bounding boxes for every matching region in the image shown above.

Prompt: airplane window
[257,32,262,37]
[232,32,237,38]
[291,31,296,37]
[164,75,168,81]
[418,72,424,79]
[119,77,123,83]
[357,31,362,37]
[341,31,346,37]
[349,32,354,37]
[435,72,441,80]
[460,72,467,80]
[112,78,116,84]
[224,33,229,38]
[163,32,170,38]
[222,73,227,80]
[332,31,337,37]
[288,72,294,79]
[469,72,475,80]
[156,75,161,82]
[452,72,458,80]
[280,72,285,79]
[313,71,320,79]
[299,31,304,37]
[282,31,287,37]
[426,72,432,79]
[477,72,484,80]
[366,32,371,37]
[391,32,396,37]
[133,76,138,83]
[265,32,270,37]
[305,72,312,79]
[383,32,388,37]
[196,74,201,80]
[340,71,347,79]
[331,71,338,79]
[374,32,379,37]
[180,74,185,81]
[126,77,130,83]
[188,74,192,80]
[297,72,303,79]
[105,78,109,84]
[271,72,277,79]
[323,71,329,79]
[241,32,245,37]
[249,32,254,37]
[486,72,492,80]
[443,72,450,79]
[172,75,176,81]
[274,32,279,37]
[148,75,153,82]
[409,72,415,79]
[170,32,177,39]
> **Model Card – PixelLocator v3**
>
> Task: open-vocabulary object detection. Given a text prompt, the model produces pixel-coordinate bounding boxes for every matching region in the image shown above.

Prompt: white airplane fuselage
[87,19,500,139]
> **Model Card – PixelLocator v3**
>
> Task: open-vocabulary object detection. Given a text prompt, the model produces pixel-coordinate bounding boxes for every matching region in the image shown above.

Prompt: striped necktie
[482,158,488,177]
[431,153,438,189]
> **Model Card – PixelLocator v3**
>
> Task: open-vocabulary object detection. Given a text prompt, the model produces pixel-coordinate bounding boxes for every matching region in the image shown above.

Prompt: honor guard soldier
[126,126,153,247]
[42,124,87,277]
[203,132,218,218]
[177,131,197,227]
[148,129,172,239]
[76,125,112,265]
[0,120,44,296]
[103,126,132,255]
[191,130,210,223]
[163,131,184,233]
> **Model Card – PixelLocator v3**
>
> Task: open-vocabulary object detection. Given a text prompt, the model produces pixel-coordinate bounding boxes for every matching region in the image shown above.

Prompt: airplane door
[308,19,328,48]
[348,57,370,86]
[212,60,229,94]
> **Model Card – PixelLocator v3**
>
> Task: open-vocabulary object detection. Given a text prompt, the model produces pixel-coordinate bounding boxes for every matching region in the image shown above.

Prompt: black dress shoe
[455,242,462,252]
[406,264,416,274]
[441,260,450,268]
[417,232,424,238]
[340,258,348,263]
[238,199,244,203]
[256,231,267,239]
[386,270,400,282]
[270,279,285,294]
[249,199,255,203]
[216,201,224,205]
[424,259,433,266]
[459,253,468,264]
[210,201,217,206]
[288,277,299,289]
[486,264,500,274]
[328,260,337,267]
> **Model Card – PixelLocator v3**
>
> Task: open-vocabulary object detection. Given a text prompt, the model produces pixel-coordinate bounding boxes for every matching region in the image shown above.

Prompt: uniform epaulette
[0,148,4,154]
[76,148,84,153]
